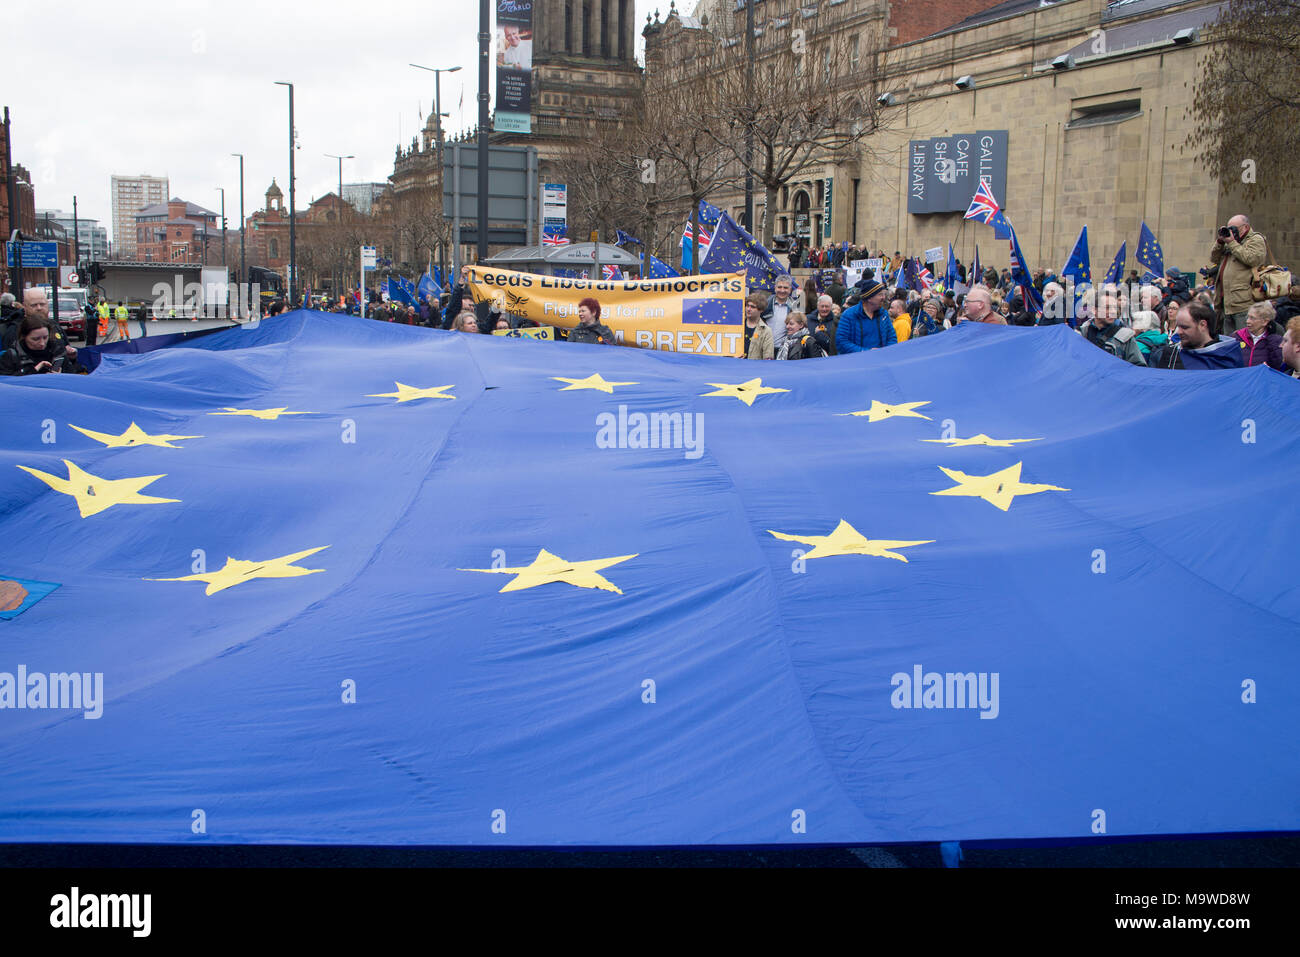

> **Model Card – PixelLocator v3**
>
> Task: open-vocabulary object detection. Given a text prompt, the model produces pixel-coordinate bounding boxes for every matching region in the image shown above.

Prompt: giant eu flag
[1,315,1298,847]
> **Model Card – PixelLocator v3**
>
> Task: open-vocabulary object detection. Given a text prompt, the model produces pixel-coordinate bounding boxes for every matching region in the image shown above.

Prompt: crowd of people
[5,213,1295,379]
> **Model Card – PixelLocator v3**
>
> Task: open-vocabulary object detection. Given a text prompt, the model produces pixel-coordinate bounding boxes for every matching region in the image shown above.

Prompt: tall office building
[110,174,169,259]
[35,209,110,260]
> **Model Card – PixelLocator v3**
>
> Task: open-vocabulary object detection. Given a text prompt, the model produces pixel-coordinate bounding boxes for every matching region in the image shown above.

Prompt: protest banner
[467,266,747,357]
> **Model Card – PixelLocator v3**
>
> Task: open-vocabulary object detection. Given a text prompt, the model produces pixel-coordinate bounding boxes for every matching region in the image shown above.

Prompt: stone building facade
[655,0,1298,274]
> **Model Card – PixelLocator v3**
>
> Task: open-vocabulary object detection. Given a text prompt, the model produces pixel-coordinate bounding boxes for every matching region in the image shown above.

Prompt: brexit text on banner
[467,266,747,357]
[495,0,534,134]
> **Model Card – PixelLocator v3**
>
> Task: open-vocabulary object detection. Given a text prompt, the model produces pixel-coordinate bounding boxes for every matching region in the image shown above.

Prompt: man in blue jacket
[836,280,896,353]
[1147,301,1245,370]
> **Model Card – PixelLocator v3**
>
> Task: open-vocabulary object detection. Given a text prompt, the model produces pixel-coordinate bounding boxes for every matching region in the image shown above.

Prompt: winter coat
[745,321,774,359]
[1148,335,1246,370]
[1210,230,1268,315]
[808,313,837,355]
[1234,328,1285,370]
[1134,330,1169,356]
[1084,320,1147,366]
[776,330,825,360]
[568,321,618,345]
[836,303,896,353]
[0,338,60,376]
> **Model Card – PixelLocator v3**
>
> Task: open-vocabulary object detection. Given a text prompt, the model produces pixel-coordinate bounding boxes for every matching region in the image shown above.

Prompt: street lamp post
[231,153,245,289]
[325,152,353,302]
[215,187,226,267]
[476,0,489,263]
[275,81,296,304]
[410,63,461,281]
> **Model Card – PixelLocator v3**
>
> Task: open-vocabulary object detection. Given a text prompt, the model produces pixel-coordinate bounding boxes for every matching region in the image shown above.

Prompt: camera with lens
[1218,225,1239,242]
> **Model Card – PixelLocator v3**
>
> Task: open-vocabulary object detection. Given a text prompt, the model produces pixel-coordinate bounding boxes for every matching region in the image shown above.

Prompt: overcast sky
[8,0,659,230]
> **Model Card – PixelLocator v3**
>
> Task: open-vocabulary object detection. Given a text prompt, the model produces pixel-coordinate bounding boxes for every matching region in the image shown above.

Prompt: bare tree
[1188,0,1300,189]
[704,29,899,245]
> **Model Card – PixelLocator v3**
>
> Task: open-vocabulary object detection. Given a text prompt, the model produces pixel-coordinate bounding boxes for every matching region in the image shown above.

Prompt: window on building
[565,0,573,51]
[601,0,611,58]
[849,34,859,71]
[822,46,831,82]
[618,0,628,59]
[583,1,592,55]
[269,238,279,259]
[1066,98,1142,130]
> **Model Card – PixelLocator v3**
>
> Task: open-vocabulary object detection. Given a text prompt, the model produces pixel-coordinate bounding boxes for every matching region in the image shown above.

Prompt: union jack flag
[964,180,1001,224]
[681,221,713,247]
[542,228,569,247]
[918,265,935,290]
[602,264,621,280]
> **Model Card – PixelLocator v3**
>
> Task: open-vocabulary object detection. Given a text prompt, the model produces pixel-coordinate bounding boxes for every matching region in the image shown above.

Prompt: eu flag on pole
[1137,222,1164,282]
[698,200,722,229]
[945,243,958,291]
[615,229,641,248]
[542,225,569,247]
[1060,226,1092,291]
[1103,241,1127,285]
[971,245,982,286]
[418,273,437,301]
[700,211,785,292]
[641,252,680,279]
[1008,222,1045,314]
[902,258,920,293]
[682,296,741,325]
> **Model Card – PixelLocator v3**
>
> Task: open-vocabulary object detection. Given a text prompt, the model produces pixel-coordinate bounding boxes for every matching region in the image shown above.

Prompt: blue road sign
[6,241,59,268]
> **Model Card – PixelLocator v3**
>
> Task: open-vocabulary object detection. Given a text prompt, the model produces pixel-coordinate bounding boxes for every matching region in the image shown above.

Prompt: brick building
[134,198,220,264]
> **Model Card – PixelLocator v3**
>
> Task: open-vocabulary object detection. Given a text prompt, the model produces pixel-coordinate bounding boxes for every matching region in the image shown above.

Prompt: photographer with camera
[1210,215,1267,335]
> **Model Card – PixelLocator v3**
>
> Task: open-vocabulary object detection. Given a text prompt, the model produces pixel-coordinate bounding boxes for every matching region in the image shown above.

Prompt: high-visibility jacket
[96,302,110,335]
[114,306,128,321]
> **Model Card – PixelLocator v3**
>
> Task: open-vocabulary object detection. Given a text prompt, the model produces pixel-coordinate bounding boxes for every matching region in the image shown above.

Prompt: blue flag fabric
[986,209,1013,241]
[2,315,1299,847]
[418,273,438,301]
[615,229,641,248]
[903,258,921,293]
[945,244,959,291]
[1060,226,1091,290]
[700,212,786,293]
[1104,241,1127,286]
[641,251,680,279]
[1007,223,1045,315]
[1137,222,1164,282]
[697,199,722,228]
[971,245,982,286]
[387,277,416,307]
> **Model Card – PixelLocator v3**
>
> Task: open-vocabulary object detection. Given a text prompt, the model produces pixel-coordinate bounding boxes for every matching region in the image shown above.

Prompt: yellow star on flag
[768,519,933,562]
[148,546,329,596]
[209,407,311,420]
[921,434,1041,448]
[700,378,790,406]
[461,547,637,594]
[70,421,202,449]
[366,382,457,403]
[17,459,180,518]
[930,461,1069,512]
[552,373,639,393]
[837,400,932,422]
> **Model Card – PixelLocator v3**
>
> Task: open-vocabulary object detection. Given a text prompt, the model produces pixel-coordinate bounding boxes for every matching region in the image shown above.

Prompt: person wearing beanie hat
[836,280,896,353]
